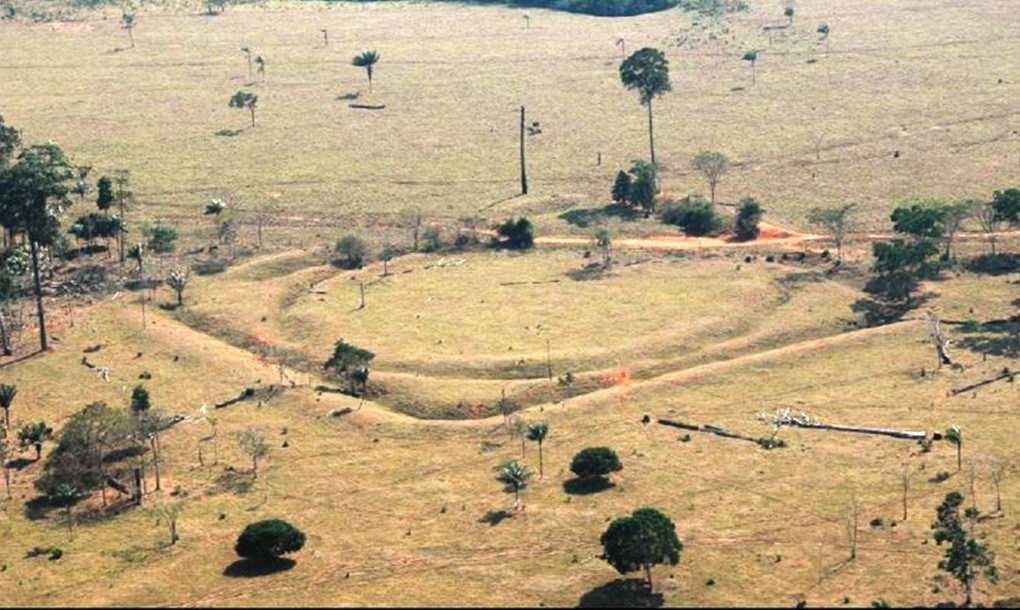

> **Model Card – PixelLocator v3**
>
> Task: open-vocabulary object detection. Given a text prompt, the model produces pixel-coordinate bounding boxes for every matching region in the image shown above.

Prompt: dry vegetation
[2,0,1020,607]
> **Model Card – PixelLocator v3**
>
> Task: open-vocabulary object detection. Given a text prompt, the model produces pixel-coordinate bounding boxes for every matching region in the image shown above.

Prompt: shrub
[495,217,535,250]
[235,519,306,561]
[334,235,368,268]
[659,195,722,236]
[570,447,623,479]
[611,170,632,204]
[421,225,444,252]
[734,197,764,241]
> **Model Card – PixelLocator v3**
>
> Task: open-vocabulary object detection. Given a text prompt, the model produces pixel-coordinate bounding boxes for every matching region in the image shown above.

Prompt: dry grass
[0,0,1017,252]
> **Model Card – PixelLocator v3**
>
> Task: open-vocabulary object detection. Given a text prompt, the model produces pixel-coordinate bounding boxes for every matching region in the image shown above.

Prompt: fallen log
[949,368,1014,396]
[657,418,781,448]
[781,420,926,440]
[349,103,385,110]
[214,387,256,409]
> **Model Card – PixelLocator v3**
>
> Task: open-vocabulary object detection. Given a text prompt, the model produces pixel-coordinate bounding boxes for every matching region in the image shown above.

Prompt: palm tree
[619,48,671,170]
[121,12,136,49]
[352,50,380,93]
[742,50,759,85]
[526,422,549,477]
[229,91,258,127]
[817,22,831,53]
[496,460,532,511]
[0,384,15,431]
[946,425,963,472]
[255,55,266,81]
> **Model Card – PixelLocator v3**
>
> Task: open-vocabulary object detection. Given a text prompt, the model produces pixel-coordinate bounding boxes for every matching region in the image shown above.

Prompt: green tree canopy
[235,519,306,561]
[571,446,623,479]
[734,197,764,241]
[495,217,535,250]
[600,507,683,589]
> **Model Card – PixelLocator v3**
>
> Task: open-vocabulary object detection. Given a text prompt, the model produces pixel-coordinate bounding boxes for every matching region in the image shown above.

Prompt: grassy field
[1,0,1018,252]
[2,245,1020,606]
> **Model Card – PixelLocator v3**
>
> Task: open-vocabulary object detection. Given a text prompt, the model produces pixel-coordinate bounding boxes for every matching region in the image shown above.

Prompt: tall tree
[600,507,683,590]
[121,12,136,48]
[167,268,188,306]
[619,47,671,170]
[325,339,375,395]
[352,50,380,93]
[742,50,759,85]
[691,151,729,204]
[254,55,266,81]
[971,198,1005,255]
[111,170,132,265]
[235,428,269,478]
[241,46,253,77]
[931,492,997,607]
[0,143,73,351]
[18,420,53,460]
[946,425,963,472]
[96,175,114,214]
[229,91,258,127]
[71,165,92,204]
[817,22,831,53]
[0,435,11,499]
[525,422,548,477]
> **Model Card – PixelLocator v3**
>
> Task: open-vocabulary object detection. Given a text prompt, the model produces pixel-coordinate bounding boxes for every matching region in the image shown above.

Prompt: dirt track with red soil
[534,221,824,252]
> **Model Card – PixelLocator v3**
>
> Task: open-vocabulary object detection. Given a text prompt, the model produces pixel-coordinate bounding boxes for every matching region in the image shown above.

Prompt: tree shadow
[478,509,512,526]
[559,203,638,229]
[563,477,615,496]
[23,494,82,521]
[957,322,1020,358]
[566,264,610,282]
[223,557,296,578]
[6,457,35,471]
[578,578,663,608]
[851,292,932,327]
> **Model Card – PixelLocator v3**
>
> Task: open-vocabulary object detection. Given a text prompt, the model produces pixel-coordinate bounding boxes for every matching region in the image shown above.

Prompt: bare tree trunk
[644,565,653,590]
[250,107,255,127]
[3,467,10,499]
[520,106,528,196]
[646,99,656,169]
[538,441,544,477]
[29,241,47,352]
[252,456,259,479]
[150,435,161,491]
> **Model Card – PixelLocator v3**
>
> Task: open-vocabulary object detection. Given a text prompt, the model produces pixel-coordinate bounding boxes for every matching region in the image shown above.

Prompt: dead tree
[949,368,1014,396]
[901,464,910,520]
[927,311,953,368]
[846,496,861,560]
[758,408,927,440]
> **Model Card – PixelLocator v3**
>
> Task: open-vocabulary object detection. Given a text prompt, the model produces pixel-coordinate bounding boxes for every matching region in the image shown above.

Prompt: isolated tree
[526,422,548,477]
[0,383,15,430]
[691,151,729,204]
[167,268,188,306]
[496,459,532,511]
[352,50,380,93]
[241,46,253,76]
[931,492,997,607]
[235,428,269,478]
[254,55,266,81]
[235,519,306,561]
[130,384,151,415]
[940,200,971,260]
[783,5,794,25]
[600,507,683,590]
[18,421,53,460]
[145,223,178,274]
[594,228,613,268]
[989,457,1006,514]
[334,234,368,268]
[402,206,424,251]
[96,175,114,214]
[121,12,136,49]
[808,203,855,261]
[946,425,963,472]
[156,497,184,545]
[619,47,671,169]
[868,238,940,303]
[817,22,831,52]
[320,28,328,46]
[229,91,258,128]
[495,217,535,250]
[0,143,73,351]
[55,483,79,535]
[325,339,375,395]
[570,446,623,481]
[111,169,132,264]
[611,170,632,204]
[742,50,759,85]
[734,197,764,241]
[204,198,226,217]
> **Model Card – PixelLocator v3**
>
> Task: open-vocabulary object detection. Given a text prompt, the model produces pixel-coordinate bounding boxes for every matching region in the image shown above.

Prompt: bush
[421,225,444,252]
[734,197,764,241]
[235,519,306,561]
[611,170,632,204]
[495,217,535,250]
[570,447,623,479]
[965,253,1020,275]
[659,195,722,236]
[334,235,368,268]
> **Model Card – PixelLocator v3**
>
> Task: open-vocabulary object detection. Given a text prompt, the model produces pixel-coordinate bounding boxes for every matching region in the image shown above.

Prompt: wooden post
[359,282,365,310]
[597,151,601,166]
[134,467,143,505]
[520,106,528,196]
